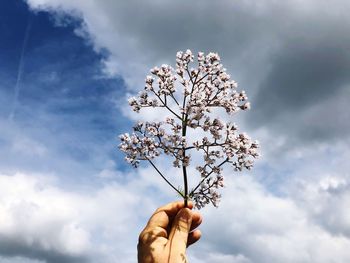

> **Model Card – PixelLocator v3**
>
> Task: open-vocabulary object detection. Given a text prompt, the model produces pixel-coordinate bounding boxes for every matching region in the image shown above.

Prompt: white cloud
[25,0,350,90]
[24,0,281,90]
[0,173,89,261]
[190,250,252,263]
[286,169,350,238]
[0,257,44,263]
[18,1,350,262]
[2,151,350,263]
[0,172,154,263]
[26,0,350,151]
[192,174,350,263]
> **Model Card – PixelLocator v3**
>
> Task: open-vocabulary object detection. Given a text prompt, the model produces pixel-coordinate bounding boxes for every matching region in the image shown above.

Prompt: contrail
[8,18,32,121]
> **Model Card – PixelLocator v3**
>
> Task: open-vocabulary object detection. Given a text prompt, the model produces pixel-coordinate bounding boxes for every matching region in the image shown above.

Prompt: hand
[138,201,202,263]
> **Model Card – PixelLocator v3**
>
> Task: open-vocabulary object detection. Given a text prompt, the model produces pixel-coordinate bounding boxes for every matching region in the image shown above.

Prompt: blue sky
[0,0,130,187]
[1,0,350,262]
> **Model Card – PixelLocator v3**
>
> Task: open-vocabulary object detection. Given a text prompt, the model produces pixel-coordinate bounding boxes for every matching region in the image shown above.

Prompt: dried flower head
[119,50,259,209]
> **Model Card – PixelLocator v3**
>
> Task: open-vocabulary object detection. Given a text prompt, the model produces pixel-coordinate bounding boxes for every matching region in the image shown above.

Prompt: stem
[151,89,182,120]
[180,65,195,207]
[146,157,184,198]
[170,94,180,106]
[182,164,188,207]
[181,118,189,207]
[194,72,209,86]
[189,158,229,196]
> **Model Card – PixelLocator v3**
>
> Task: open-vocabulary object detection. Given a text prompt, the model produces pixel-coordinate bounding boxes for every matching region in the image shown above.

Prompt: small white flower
[119,50,259,209]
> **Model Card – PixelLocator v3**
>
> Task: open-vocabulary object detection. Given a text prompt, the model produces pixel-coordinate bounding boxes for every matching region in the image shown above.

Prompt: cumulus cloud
[0,257,44,263]
[2,147,350,263]
[190,172,350,263]
[26,0,350,150]
[0,172,155,263]
[17,0,350,262]
[0,173,90,262]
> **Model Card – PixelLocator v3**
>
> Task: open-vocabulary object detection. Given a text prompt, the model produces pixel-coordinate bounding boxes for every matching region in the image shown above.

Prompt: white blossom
[119,50,259,209]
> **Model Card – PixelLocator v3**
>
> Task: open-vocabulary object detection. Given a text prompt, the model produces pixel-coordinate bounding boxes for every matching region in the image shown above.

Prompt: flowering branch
[119,50,259,209]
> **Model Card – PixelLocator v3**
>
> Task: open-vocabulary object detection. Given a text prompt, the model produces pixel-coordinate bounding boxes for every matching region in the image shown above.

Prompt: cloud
[189,172,350,263]
[0,173,91,262]
[282,145,350,238]
[190,251,252,263]
[1,140,350,263]
[289,175,350,237]
[250,38,350,145]
[0,172,156,263]
[16,1,350,262]
[25,0,286,93]
[25,0,350,151]
[0,256,44,263]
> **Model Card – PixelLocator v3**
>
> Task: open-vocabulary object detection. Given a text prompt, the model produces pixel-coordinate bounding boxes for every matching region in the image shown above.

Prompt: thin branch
[186,66,194,85]
[133,133,184,197]
[194,72,210,85]
[151,90,182,120]
[146,156,184,198]
[170,94,180,106]
[189,158,229,196]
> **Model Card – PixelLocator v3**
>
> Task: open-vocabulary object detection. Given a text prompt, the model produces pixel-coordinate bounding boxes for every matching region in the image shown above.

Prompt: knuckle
[138,227,167,244]
[154,207,164,214]
[138,230,149,244]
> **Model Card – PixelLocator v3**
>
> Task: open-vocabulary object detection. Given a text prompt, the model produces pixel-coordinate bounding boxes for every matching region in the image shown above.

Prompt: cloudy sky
[1,0,350,262]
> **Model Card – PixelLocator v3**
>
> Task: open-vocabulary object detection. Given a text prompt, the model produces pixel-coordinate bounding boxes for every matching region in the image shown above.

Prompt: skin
[138,201,202,263]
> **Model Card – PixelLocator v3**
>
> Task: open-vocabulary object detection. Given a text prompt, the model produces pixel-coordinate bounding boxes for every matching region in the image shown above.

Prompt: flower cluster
[119,50,259,209]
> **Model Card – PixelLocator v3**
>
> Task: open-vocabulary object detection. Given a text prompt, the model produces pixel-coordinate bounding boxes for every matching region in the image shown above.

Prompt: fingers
[187,229,202,247]
[138,226,168,246]
[147,201,193,229]
[187,210,202,247]
[167,208,193,256]
[139,200,202,251]
[190,211,202,231]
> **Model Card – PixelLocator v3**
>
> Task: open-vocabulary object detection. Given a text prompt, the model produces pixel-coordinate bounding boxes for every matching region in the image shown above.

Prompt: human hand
[138,201,202,263]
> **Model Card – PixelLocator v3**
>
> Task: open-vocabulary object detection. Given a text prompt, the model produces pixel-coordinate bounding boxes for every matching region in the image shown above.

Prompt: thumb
[168,208,192,256]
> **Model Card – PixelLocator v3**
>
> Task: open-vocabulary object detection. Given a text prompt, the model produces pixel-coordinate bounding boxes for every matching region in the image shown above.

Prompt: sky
[1,0,350,262]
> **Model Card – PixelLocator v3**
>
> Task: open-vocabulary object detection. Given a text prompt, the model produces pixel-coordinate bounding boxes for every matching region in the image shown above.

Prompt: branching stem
[189,158,229,197]
[146,156,184,198]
